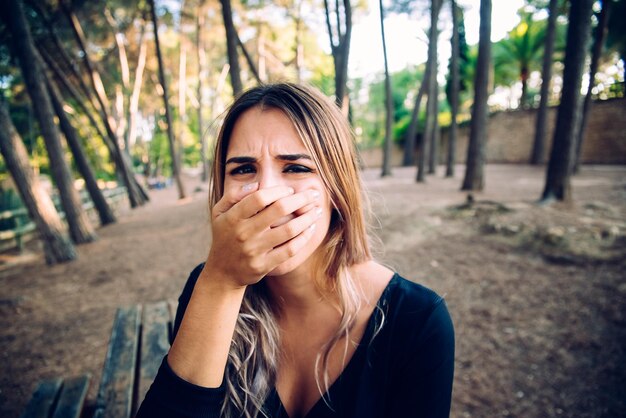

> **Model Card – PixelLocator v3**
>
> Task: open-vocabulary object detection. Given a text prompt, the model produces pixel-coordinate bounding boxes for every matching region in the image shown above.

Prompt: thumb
[213,182,259,218]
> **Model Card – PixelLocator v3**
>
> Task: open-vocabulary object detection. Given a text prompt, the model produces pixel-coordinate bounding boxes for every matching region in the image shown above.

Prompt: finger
[234,186,296,219]
[253,189,321,230]
[266,221,318,267]
[213,182,259,218]
[263,205,322,249]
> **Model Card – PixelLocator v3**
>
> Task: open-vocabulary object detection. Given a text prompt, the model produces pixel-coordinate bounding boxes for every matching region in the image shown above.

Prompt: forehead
[226,107,308,156]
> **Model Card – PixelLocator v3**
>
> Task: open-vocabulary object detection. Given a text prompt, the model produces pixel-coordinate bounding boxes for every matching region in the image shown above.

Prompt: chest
[275,317,369,418]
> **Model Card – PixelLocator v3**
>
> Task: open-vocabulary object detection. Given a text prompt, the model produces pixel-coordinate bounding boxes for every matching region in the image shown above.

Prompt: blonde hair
[210,83,371,417]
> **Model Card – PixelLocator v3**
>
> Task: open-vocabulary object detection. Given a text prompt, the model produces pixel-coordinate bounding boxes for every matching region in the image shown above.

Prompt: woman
[137,83,454,418]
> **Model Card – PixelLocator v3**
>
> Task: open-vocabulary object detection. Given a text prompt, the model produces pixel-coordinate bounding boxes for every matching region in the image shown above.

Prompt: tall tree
[574,0,611,173]
[541,0,595,202]
[323,0,352,111]
[403,63,429,166]
[220,0,243,97]
[0,102,77,264]
[45,78,117,226]
[417,0,443,182]
[61,3,148,208]
[2,0,97,244]
[461,0,491,191]
[149,0,187,200]
[197,1,209,183]
[493,12,546,109]
[531,0,559,165]
[380,0,393,177]
[446,0,461,177]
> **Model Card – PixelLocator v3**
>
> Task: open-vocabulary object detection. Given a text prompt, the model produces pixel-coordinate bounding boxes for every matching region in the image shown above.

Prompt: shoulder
[380,274,454,356]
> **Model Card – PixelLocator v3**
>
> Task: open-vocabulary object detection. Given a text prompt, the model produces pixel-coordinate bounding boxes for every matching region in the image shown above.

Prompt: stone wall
[359,97,626,168]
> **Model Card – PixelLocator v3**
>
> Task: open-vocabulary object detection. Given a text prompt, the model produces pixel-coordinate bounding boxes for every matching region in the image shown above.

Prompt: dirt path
[1,165,624,418]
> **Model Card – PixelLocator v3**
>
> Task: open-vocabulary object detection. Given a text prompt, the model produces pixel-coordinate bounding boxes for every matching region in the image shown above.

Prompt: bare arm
[166,183,321,387]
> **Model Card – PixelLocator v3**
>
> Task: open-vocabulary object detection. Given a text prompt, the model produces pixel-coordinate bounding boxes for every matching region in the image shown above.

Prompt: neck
[265,263,333,317]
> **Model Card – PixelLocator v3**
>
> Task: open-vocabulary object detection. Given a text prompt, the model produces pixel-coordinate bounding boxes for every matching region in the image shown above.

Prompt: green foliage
[352,65,425,147]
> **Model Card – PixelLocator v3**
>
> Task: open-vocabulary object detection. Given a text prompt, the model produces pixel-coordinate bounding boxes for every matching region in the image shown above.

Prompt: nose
[257,166,285,190]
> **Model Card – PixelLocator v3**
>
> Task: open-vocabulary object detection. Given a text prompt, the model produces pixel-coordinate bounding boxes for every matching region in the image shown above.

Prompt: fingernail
[242,183,257,192]
[288,187,295,194]
[311,190,320,200]
[309,223,317,232]
[316,208,323,218]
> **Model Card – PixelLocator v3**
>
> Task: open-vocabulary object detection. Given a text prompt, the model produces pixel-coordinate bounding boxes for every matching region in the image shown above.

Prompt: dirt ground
[0,164,624,418]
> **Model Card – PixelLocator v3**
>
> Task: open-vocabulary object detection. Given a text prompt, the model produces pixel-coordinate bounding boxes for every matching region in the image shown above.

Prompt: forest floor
[0,164,625,418]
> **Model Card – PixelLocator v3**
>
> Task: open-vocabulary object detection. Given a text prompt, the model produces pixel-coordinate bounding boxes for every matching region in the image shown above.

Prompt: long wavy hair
[209,83,372,418]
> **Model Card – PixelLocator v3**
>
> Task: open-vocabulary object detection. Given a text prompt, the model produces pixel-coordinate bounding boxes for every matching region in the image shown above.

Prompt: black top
[137,264,455,418]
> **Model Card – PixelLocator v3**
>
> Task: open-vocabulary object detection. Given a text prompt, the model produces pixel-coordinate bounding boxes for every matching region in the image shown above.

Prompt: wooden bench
[92,301,177,418]
[20,300,176,418]
[20,375,91,418]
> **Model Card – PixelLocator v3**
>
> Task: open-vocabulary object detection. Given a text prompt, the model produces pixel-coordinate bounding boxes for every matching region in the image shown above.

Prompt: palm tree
[493,12,546,109]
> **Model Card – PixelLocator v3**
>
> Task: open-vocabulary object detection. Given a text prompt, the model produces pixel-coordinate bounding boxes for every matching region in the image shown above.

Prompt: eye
[284,164,314,174]
[229,164,256,175]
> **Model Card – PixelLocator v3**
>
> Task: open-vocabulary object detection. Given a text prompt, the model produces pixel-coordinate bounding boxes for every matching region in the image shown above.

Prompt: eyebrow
[225,154,312,164]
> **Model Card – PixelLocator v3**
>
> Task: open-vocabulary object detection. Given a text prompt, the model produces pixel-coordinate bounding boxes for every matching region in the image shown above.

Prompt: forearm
[167,265,246,388]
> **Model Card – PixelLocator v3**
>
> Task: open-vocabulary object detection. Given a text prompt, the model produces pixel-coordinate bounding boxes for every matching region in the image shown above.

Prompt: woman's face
[223,107,332,277]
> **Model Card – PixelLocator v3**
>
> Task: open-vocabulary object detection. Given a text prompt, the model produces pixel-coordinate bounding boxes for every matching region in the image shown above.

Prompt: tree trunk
[323,0,352,110]
[0,102,76,264]
[574,0,611,173]
[428,86,439,174]
[541,0,594,202]
[461,0,491,191]
[417,0,442,182]
[220,0,243,97]
[197,2,209,183]
[149,0,187,200]
[126,24,148,152]
[404,64,430,167]
[3,0,97,244]
[446,0,460,177]
[62,3,148,208]
[380,0,393,177]
[46,77,117,226]
[531,0,559,165]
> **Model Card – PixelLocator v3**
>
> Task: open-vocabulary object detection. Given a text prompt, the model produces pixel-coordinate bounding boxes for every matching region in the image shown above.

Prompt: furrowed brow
[225,156,256,165]
[276,154,312,161]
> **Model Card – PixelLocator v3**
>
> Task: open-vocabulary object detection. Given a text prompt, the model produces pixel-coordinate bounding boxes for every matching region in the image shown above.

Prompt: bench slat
[51,375,91,418]
[136,302,171,410]
[20,378,62,418]
[94,306,141,418]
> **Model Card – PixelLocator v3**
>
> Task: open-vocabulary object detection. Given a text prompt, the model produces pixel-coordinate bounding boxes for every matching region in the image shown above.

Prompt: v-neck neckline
[272,273,398,418]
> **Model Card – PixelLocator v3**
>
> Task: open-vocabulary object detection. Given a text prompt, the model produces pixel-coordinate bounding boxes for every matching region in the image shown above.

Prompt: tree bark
[220,0,243,97]
[428,86,439,174]
[61,2,148,208]
[417,0,442,182]
[0,102,76,264]
[380,0,393,177]
[461,0,491,191]
[46,77,117,226]
[3,0,97,244]
[574,0,611,173]
[530,0,559,165]
[541,0,594,202]
[149,0,187,200]
[404,63,430,167]
[323,0,352,110]
[197,2,209,183]
[446,0,460,177]
[126,23,149,152]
